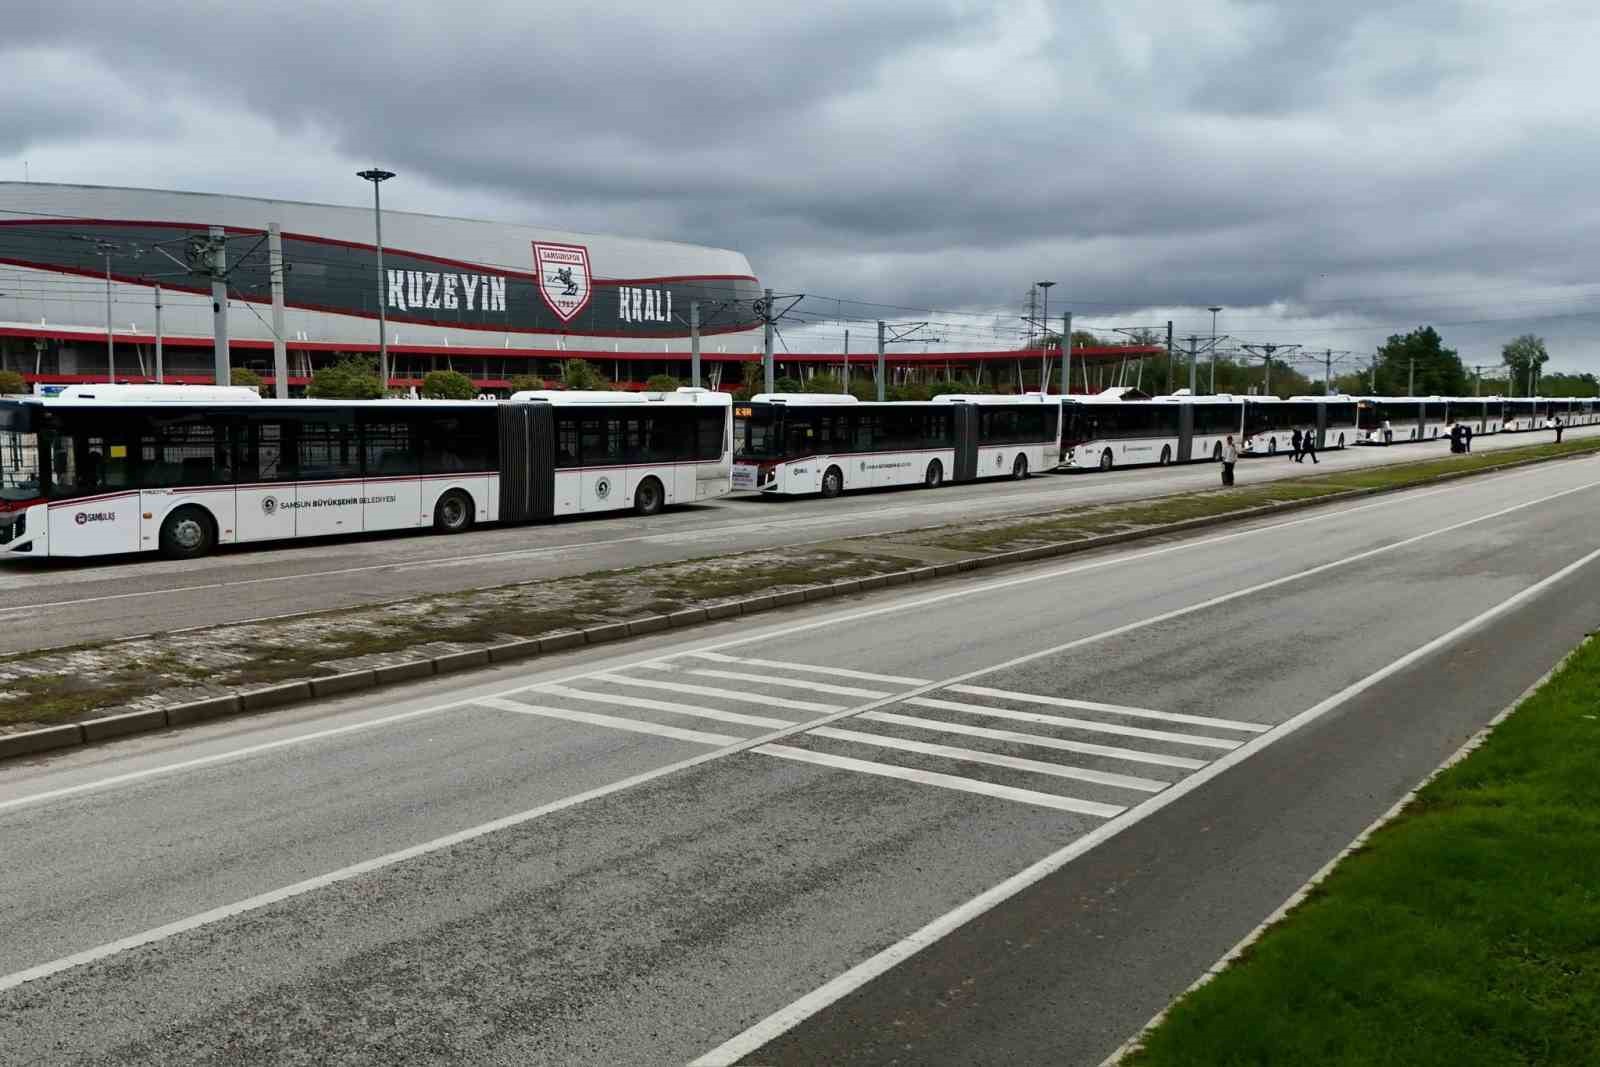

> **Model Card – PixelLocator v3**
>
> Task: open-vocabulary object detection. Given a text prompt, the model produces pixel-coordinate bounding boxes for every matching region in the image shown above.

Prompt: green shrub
[562,359,606,390]
[0,369,27,395]
[644,374,681,392]
[306,356,383,399]
[421,369,476,400]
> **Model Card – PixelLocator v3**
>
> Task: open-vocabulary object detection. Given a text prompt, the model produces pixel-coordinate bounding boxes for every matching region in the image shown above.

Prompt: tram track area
[0,424,1596,659]
[1,460,1598,1063]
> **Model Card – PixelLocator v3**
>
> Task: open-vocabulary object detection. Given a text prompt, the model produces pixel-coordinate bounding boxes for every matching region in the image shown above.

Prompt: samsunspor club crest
[533,242,593,323]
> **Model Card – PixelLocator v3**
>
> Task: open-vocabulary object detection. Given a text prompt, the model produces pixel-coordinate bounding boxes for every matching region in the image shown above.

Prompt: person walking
[1302,427,1319,464]
[1555,416,1565,443]
[1382,418,1394,445]
[1222,434,1238,486]
[1464,423,1473,452]
[1291,427,1304,463]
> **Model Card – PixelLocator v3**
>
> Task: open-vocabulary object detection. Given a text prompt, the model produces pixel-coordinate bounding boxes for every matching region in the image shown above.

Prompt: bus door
[235,415,297,542]
[361,414,425,531]
[952,405,979,482]
[1176,403,1195,461]
[1313,403,1328,448]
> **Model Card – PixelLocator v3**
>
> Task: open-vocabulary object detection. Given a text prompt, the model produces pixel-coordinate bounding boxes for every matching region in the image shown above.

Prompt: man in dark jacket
[1290,427,1303,462]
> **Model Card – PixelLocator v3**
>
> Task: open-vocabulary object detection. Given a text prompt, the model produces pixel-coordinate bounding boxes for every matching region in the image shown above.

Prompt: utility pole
[208,226,230,387]
[1207,306,1222,396]
[74,236,121,381]
[1165,320,1174,394]
[357,168,395,392]
[154,284,163,384]
[689,300,701,388]
[1408,357,1415,397]
[877,320,886,401]
[1062,311,1073,398]
[1186,336,1199,394]
[842,328,849,394]
[1037,281,1055,394]
[1325,349,1332,395]
[268,224,289,398]
[761,287,775,394]
[1239,343,1298,397]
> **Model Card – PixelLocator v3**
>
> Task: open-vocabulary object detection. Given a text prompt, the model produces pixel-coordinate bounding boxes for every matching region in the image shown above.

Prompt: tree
[1372,326,1467,396]
[1501,334,1549,396]
[774,376,802,393]
[1070,330,1101,349]
[306,356,383,399]
[421,369,475,400]
[561,359,606,390]
[802,373,845,394]
[732,362,764,401]
[508,374,544,393]
[0,370,27,395]
[1540,371,1598,397]
[229,367,265,396]
[644,374,681,392]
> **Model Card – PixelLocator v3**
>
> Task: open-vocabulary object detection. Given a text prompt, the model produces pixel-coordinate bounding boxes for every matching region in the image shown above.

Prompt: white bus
[0,384,731,560]
[1355,397,1448,445]
[1444,398,1504,436]
[731,393,1059,496]
[1241,396,1359,456]
[1059,393,1243,470]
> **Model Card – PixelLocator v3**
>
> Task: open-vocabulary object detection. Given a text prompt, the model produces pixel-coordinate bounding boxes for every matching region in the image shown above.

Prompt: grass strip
[930,435,1600,552]
[1123,636,1600,1066]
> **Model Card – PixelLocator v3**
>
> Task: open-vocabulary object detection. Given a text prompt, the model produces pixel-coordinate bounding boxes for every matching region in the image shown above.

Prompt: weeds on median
[1123,636,1600,1066]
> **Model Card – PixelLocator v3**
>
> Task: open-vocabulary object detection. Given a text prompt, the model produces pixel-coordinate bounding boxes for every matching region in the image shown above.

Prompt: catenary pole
[843,328,849,393]
[1165,320,1174,394]
[1188,337,1198,394]
[762,288,775,394]
[154,284,163,384]
[689,300,701,388]
[1325,349,1332,395]
[876,320,886,401]
[1062,311,1073,398]
[209,225,230,387]
[268,224,288,398]
[103,252,114,382]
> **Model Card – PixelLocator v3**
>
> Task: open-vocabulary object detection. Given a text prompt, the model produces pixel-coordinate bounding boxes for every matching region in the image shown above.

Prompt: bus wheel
[1012,454,1029,479]
[924,460,944,488]
[1159,445,1172,466]
[159,506,215,560]
[821,466,844,498]
[1212,442,1223,462]
[633,477,664,516]
[1099,449,1113,472]
[434,489,474,533]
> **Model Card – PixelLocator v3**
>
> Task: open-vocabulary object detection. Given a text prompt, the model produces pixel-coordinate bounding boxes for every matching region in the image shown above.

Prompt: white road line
[662,666,891,699]
[909,697,1242,750]
[10,469,1587,816]
[477,697,742,747]
[590,673,846,714]
[809,727,1167,793]
[757,744,1127,818]
[687,540,1600,1067]
[948,685,1270,733]
[684,651,930,686]
[6,487,1595,993]
[529,684,795,731]
[861,711,1207,770]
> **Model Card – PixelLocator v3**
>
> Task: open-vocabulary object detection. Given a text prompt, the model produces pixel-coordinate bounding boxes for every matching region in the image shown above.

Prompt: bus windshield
[735,406,785,459]
[0,430,41,501]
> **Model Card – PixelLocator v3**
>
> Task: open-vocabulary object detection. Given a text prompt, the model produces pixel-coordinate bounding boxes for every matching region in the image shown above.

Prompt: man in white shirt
[1222,435,1238,486]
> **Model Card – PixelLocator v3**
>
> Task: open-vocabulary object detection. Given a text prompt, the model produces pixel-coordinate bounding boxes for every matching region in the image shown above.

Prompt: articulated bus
[731,393,1059,496]
[1355,397,1449,445]
[1241,397,1359,456]
[1059,394,1243,470]
[1444,398,1504,435]
[0,384,731,559]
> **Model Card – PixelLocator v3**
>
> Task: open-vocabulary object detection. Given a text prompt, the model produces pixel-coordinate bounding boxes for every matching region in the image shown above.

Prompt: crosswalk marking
[861,710,1207,770]
[808,727,1167,793]
[591,673,846,714]
[685,652,930,687]
[529,684,795,731]
[909,696,1242,751]
[948,684,1270,733]
[653,664,893,700]
[758,744,1128,817]
[478,697,743,747]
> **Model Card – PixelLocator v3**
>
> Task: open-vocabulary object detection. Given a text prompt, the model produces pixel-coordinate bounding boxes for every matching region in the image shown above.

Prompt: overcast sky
[5,0,1599,376]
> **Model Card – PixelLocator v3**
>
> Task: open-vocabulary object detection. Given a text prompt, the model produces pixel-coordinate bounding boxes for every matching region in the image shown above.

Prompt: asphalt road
[1,451,1597,1065]
[0,424,1592,655]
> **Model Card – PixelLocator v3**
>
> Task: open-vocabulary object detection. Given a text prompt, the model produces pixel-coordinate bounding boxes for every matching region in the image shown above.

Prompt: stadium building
[0,183,1161,393]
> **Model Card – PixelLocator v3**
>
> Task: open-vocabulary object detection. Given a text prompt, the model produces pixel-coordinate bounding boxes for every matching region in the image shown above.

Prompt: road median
[2,435,1597,763]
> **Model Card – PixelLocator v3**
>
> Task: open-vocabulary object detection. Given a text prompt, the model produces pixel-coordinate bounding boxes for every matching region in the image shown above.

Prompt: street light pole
[1207,306,1222,394]
[357,168,396,392]
[1036,281,1055,394]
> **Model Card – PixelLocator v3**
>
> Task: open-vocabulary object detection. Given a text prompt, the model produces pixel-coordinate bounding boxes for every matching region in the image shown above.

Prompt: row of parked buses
[1,385,1594,559]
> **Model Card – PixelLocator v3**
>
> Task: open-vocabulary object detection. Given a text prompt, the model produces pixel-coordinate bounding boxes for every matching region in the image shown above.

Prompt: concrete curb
[3,444,1591,765]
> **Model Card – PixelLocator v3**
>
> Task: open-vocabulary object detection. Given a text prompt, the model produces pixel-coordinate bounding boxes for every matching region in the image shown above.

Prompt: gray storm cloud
[3,0,1598,367]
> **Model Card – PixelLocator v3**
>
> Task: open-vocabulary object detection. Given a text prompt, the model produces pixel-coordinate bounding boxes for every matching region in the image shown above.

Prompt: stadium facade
[0,183,1159,394]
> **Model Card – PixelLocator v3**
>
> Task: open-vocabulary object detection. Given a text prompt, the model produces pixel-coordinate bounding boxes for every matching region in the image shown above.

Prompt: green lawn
[1123,636,1600,1066]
